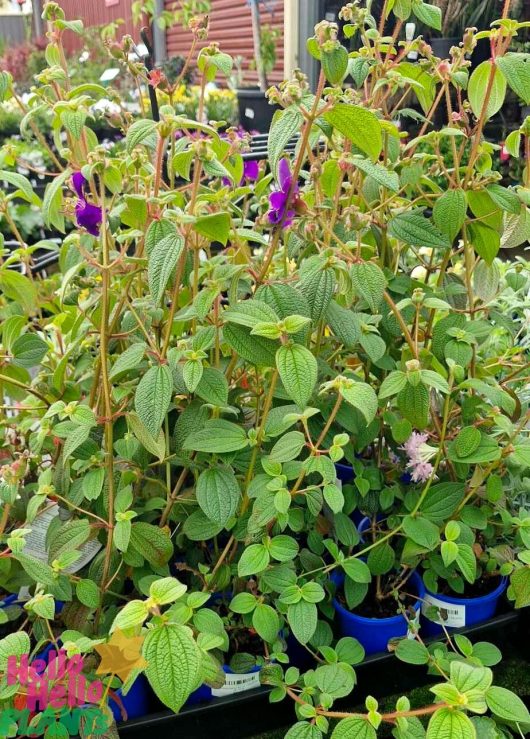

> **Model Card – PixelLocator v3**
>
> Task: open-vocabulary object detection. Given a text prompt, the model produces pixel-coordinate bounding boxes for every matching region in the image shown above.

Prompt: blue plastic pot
[332,571,425,655]
[421,577,508,637]
[109,674,151,722]
[335,463,355,484]
[186,663,262,705]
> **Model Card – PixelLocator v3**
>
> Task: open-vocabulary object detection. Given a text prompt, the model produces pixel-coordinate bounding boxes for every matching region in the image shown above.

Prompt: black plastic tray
[118,609,526,739]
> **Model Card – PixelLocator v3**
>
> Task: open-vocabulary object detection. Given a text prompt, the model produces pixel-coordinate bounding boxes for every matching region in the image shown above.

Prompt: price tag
[422,594,466,628]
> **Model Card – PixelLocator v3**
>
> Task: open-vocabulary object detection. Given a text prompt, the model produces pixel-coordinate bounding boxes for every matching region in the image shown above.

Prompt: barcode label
[211,670,261,697]
[422,594,466,628]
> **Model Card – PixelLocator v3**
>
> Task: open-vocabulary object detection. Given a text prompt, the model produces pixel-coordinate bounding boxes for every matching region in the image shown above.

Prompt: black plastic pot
[118,609,527,739]
[237,88,279,134]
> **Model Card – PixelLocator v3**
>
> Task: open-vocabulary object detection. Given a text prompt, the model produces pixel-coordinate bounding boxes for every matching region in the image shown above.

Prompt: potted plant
[0,1,529,737]
[236,1,280,132]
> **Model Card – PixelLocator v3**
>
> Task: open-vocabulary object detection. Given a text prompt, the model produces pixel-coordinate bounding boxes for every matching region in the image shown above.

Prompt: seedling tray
[119,609,526,739]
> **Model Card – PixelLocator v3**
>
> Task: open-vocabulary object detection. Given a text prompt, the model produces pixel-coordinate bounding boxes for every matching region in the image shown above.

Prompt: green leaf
[433,189,466,242]
[270,535,299,563]
[183,359,203,393]
[223,299,279,329]
[149,576,187,605]
[397,383,429,430]
[238,543,270,576]
[495,53,530,105]
[331,717,376,739]
[230,592,258,614]
[454,427,481,458]
[342,558,372,584]
[510,567,530,608]
[0,170,39,204]
[11,334,48,368]
[270,431,306,463]
[130,522,173,566]
[389,211,450,249]
[486,184,521,215]
[379,371,407,399]
[126,119,157,152]
[351,262,387,312]
[194,212,230,246]
[324,103,382,162]
[17,554,55,587]
[396,639,430,664]
[352,157,400,193]
[196,466,240,526]
[285,723,323,739]
[276,344,318,408]
[456,543,477,584]
[288,599,317,644]
[183,510,223,541]
[76,579,100,608]
[299,268,335,322]
[49,519,90,561]
[485,686,530,724]
[322,45,349,85]
[326,301,360,348]
[128,411,166,460]
[113,519,131,553]
[194,367,228,406]
[0,631,31,671]
[109,342,146,380]
[63,424,93,460]
[183,419,249,453]
[403,516,440,550]
[468,222,500,265]
[268,107,303,178]
[252,603,280,643]
[468,61,506,121]
[341,382,378,425]
[447,433,500,464]
[134,364,173,437]
[144,623,201,713]
[412,2,441,30]
[148,229,185,304]
[0,271,38,314]
[42,167,71,232]
[224,323,277,367]
[427,708,476,739]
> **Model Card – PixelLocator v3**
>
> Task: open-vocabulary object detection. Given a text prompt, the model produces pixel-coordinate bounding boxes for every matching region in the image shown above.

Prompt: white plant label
[422,593,466,628]
[245,108,255,119]
[211,670,261,697]
[23,503,101,574]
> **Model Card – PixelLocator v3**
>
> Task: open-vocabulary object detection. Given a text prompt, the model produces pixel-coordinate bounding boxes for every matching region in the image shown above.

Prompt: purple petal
[267,208,282,225]
[278,158,292,192]
[243,160,259,181]
[269,191,288,211]
[282,209,295,228]
[75,200,102,237]
[72,172,87,200]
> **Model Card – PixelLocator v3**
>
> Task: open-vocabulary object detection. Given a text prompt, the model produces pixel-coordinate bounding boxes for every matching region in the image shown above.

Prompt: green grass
[251,657,530,739]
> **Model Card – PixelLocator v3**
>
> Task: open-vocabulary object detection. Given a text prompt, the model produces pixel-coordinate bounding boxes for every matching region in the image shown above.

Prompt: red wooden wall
[165,0,285,84]
[58,0,139,53]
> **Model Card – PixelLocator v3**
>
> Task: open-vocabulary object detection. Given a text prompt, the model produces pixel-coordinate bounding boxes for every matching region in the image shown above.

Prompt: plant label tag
[211,670,261,697]
[407,610,421,639]
[23,502,102,574]
[245,108,255,119]
[422,594,466,628]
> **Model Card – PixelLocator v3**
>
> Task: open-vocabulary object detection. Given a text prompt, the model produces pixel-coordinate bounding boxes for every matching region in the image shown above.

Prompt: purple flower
[400,431,437,483]
[71,172,102,237]
[75,200,103,237]
[222,159,260,187]
[268,158,298,227]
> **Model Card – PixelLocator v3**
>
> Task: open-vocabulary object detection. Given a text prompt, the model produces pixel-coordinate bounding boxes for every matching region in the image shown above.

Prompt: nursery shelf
[118,609,526,739]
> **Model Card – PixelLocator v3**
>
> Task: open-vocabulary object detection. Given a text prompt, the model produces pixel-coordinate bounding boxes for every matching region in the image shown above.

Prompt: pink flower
[401,432,437,483]
[500,143,510,163]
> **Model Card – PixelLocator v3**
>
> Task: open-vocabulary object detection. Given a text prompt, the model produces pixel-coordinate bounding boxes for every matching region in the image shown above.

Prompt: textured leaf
[109,343,146,380]
[389,211,450,249]
[397,382,430,429]
[420,483,465,523]
[495,53,530,105]
[134,364,173,437]
[299,268,335,322]
[194,212,230,245]
[433,189,466,242]
[63,424,93,460]
[288,599,317,644]
[0,632,31,671]
[196,466,240,526]
[195,367,229,406]
[11,334,48,368]
[468,61,506,120]
[341,382,378,425]
[276,344,318,408]
[324,103,382,161]
[238,544,270,576]
[485,686,530,724]
[183,419,248,453]
[268,107,303,178]
[148,229,184,305]
[144,623,201,713]
[269,431,306,463]
[351,262,387,312]
[42,168,71,232]
[128,411,166,460]
[427,708,476,739]
[510,567,530,608]
[352,157,399,192]
[326,300,361,348]
[331,717,376,739]
[126,119,157,152]
[223,323,277,367]
[129,522,173,566]
[403,516,440,550]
